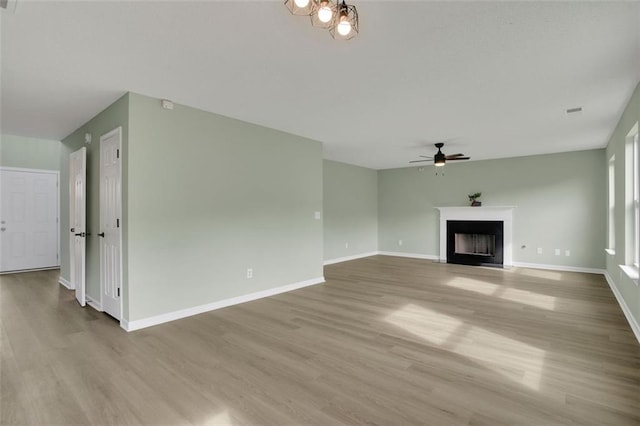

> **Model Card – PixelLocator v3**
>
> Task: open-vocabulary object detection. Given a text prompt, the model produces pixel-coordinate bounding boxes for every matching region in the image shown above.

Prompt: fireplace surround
[436,206,515,267]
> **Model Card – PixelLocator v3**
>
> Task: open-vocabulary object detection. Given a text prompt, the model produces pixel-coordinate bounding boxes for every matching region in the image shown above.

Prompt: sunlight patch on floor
[500,287,556,310]
[518,268,563,281]
[385,303,462,345]
[386,303,546,391]
[202,410,233,425]
[445,277,556,310]
[453,325,546,391]
[446,276,498,295]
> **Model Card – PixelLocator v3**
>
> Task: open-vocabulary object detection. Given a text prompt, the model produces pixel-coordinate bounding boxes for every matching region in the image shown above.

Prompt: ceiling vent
[565,107,583,115]
[1,0,18,12]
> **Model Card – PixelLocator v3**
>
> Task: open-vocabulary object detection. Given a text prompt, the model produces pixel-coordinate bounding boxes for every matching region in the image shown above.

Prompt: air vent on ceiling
[1,0,18,12]
[565,107,583,115]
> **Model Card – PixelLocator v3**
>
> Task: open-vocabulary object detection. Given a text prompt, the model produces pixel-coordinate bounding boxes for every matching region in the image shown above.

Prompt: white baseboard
[324,253,603,275]
[1,266,60,275]
[122,276,325,332]
[604,272,640,344]
[324,251,378,265]
[86,295,102,312]
[58,276,73,289]
[377,251,439,261]
[511,261,604,275]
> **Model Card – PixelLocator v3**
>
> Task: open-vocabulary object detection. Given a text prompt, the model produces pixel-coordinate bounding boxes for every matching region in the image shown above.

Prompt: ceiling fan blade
[409,159,432,163]
[447,157,471,161]
[445,153,465,158]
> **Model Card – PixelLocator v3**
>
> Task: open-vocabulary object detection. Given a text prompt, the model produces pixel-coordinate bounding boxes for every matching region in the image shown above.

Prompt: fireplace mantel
[435,206,515,267]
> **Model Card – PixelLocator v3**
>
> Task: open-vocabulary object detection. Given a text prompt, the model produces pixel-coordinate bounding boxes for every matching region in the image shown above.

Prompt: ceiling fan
[410,142,470,167]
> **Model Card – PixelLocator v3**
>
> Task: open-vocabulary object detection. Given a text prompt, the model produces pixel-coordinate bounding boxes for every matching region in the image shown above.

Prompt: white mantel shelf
[435,206,516,267]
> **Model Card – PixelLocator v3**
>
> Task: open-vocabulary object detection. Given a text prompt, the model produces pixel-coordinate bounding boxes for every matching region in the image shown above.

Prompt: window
[633,132,639,268]
[607,155,615,254]
[621,124,639,284]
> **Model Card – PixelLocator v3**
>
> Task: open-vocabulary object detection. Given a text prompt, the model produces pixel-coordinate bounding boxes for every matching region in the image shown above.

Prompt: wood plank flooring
[1,256,639,425]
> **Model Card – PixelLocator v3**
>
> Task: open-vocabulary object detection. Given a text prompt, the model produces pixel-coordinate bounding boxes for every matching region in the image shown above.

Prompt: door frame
[0,166,60,274]
[99,126,124,324]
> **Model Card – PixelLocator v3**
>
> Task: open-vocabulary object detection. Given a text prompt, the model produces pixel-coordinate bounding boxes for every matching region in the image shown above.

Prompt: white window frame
[633,132,639,269]
[620,124,639,285]
[606,155,615,255]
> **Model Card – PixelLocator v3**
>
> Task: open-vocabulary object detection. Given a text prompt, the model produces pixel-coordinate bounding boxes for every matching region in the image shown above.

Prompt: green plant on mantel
[468,192,482,206]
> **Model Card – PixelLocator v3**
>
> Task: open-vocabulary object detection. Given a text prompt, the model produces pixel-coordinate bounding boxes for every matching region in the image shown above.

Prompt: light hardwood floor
[1,256,639,425]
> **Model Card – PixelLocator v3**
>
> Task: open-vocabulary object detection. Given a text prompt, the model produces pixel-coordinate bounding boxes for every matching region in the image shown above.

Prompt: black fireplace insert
[446,220,504,267]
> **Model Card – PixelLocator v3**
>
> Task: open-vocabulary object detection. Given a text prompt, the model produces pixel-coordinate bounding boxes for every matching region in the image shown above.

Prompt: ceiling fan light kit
[285,0,359,40]
[410,142,471,170]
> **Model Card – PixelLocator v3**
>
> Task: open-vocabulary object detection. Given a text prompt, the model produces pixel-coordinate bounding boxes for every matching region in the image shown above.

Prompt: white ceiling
[2,1,639,169]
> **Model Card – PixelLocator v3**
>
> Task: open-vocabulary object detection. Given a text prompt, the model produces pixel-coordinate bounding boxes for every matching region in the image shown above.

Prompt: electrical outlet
[565,250,570,257]
[554,249,560,256]
[345,242,349,248]
[536,247,543,254]
[398,239,403,246]
[246,268,253,279]
[314,211,321,220]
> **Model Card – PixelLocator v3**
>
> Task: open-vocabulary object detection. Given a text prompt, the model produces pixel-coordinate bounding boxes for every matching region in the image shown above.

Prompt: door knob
[98,232,105,238]
[74,232,86,237]
[0,227,5,232]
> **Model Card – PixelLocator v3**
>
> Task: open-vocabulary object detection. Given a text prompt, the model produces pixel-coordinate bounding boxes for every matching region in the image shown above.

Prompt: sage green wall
[378,149,606,269]
[1,134,60,170]
[323,160,378,261]
[606,81,640,327]
[60,94,129,309]
[127,93,323,321]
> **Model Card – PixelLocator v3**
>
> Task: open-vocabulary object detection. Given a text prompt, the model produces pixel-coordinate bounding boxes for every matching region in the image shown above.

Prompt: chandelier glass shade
[329,1,358,40]
[310,0,337,29]
[285,0,358,40]
[284,0,313,16]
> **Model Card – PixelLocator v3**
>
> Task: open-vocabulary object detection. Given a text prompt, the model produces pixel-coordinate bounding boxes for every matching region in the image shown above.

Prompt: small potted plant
[468,192,482,207]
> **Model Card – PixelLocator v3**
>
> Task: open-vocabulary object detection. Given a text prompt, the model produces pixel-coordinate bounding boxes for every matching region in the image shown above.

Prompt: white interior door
[100,127,122,320]
[69,148,87,306]
[0,168,59,272]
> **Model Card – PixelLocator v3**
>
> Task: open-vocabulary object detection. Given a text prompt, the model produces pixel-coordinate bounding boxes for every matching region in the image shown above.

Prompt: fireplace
[436,206,515,268]
[447,220,504,267]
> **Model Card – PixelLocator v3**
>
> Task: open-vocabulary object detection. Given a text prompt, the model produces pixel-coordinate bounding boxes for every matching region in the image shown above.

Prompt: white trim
[86,295,103,312]
[121,276,325,332]
[604,272,640,344]
[324,251,378,265]
[58,276,72,289]
[377,251,439,260]
[0,166,59,174]
[605,248,616,256]
[512,261,604,275]
[0,266,59,275]
[618,264,639,285]
[325,252,604,275]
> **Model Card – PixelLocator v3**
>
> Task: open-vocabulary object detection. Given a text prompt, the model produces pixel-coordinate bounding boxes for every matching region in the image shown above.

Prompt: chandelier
[285,0,359,40]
